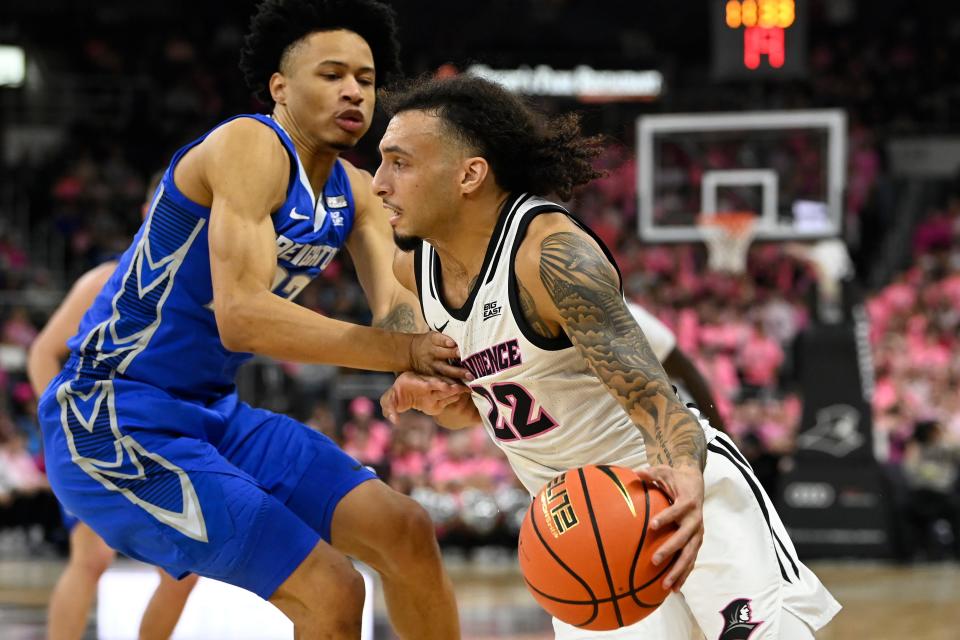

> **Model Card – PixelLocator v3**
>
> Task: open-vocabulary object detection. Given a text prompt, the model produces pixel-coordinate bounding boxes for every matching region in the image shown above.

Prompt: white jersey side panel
[416,194,714,495]
[627,302,676,362]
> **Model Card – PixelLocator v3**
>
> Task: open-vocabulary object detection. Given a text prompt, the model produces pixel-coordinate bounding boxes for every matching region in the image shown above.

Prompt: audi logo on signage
[785,482,835,509]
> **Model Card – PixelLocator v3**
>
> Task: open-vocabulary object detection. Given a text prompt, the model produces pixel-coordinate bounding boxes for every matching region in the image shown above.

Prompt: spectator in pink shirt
[696,347,741,401]
[739,320,785,390]
[342,396,392,469]
[2,307,38,349]
[430,430,481,492]
[388,413,435,493]
[0,430,48,493]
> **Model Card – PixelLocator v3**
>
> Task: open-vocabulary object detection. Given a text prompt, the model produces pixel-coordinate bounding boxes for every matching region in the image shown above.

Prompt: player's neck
[271,109,339,190]
[430,192,510,289]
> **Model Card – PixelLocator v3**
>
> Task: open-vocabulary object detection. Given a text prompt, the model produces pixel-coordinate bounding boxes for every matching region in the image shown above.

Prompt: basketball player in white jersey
[373,75,840,639]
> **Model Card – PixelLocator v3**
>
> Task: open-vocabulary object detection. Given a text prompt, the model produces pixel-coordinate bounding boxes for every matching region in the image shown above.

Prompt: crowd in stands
[4,146,960,556]
[871,197,960,461]
[2,1,959,556]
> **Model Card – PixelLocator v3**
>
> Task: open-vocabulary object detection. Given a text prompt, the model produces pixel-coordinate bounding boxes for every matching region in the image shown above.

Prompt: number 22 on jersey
[471,383,558,441]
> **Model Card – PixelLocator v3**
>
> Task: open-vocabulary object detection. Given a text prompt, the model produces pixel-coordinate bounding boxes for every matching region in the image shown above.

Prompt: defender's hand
[635,463,705,592]
[408,331,471,381]
[380,372,470,424]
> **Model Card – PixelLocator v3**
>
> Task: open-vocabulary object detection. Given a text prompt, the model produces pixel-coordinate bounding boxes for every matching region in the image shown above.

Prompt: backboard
[637,109,846,242]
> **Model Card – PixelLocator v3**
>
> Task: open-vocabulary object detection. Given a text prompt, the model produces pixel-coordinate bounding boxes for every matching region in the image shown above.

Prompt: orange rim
[696,211,756,234]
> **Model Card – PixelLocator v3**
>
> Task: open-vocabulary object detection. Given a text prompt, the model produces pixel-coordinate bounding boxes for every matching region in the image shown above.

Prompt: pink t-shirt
[739,334,784,387]
[391,451,427,478]
[676,308,700,354]
[342,420,391,465]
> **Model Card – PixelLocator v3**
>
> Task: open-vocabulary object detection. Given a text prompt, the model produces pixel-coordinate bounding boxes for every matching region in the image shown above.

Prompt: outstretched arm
[516,213,705,590]
[199,119,462,378]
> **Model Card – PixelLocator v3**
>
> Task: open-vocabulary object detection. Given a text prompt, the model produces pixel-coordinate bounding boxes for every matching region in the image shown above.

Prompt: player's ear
[269,72,287,105]
[460,157,489,195]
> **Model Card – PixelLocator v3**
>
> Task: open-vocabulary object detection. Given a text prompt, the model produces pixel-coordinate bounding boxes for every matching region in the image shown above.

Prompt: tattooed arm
[516,212,705,590]
[516,215,706,470]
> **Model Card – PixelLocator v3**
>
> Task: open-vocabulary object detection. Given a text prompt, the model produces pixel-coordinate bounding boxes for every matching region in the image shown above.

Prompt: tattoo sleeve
[539,232,707,469]
[374,303,417,333]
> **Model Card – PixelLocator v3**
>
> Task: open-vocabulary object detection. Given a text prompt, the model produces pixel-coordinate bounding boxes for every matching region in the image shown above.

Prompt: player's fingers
[429,332,462,357]
[395,391,416,414]
[663,534,701,591]
[651,518,694,567]
[429,384,467,400]
[380,388,399,425]
[437,394,462,409]
[650,494,692,530]
[634,467,668,483]
[434,361,473,381]
[635,468,677,501]
[420,376,460,393]
[428,331,458,348]
[652,502,702,562]
[673,529,703,590]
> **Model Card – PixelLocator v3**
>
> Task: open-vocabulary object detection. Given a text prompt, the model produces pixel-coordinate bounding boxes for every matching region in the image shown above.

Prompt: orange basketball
[518,465,678,631]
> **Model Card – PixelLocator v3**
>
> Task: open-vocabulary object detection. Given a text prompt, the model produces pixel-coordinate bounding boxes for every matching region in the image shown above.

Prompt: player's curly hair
[240,0,401,104]
[381,75,605,200]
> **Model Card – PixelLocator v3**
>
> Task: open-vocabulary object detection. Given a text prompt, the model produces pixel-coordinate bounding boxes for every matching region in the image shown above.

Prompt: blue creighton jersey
[66,114,356,401]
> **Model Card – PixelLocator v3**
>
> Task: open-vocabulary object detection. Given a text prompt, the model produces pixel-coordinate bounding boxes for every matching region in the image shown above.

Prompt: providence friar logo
[718,598,763,640]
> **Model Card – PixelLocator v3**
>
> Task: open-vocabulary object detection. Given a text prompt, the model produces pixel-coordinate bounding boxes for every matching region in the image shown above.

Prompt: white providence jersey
[415,194,715,495]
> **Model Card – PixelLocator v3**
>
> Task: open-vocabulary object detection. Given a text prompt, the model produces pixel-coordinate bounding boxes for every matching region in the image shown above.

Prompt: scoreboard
[713,0,808,79]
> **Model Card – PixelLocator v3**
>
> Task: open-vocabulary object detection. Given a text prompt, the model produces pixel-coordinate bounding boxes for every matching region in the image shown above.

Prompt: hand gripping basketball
[634,463,705,592]
[518,465,681,631]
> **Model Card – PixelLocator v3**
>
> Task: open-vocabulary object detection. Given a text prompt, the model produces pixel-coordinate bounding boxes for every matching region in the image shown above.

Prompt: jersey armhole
[508,206,574,352]
[236,114,297,213]
[508,207,626,352]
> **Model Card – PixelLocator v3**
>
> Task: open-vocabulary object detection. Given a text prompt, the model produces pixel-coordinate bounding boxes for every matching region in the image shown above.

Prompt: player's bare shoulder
[177,117,289,210]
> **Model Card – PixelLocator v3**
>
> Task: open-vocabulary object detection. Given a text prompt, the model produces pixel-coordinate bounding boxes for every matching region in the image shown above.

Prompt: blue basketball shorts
[38,370,376,599]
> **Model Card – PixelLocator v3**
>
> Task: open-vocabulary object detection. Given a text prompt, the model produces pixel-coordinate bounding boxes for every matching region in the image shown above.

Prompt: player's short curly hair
[381,75,605,200]
[240,0,401,104]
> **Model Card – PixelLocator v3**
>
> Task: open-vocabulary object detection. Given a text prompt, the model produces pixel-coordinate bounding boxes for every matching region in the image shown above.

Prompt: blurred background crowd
[1,0,959,562]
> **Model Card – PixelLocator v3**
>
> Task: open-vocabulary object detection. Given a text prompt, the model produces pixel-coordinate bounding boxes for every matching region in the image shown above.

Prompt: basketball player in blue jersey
[36,2,463,637]
[29,173,198,639]
[373,76,839,639]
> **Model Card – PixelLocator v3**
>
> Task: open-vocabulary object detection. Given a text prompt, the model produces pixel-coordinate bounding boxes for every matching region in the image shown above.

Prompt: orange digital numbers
[726,0,795,29]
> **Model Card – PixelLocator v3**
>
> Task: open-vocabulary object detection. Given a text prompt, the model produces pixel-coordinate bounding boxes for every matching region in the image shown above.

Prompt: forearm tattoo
[539,232,706,469]
[375,303,417,333]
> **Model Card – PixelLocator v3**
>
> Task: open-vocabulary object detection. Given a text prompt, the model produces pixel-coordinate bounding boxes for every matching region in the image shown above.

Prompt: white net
[698,213,757,273]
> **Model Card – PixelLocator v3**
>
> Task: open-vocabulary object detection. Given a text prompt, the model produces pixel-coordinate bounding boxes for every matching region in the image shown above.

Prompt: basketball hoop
[697,212,757,274]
